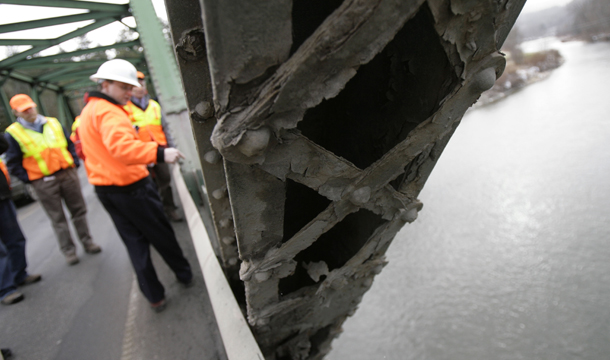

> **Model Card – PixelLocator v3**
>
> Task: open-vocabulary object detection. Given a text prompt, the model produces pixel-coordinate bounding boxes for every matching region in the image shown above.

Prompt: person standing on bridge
[4,94,101,266]
[79,59,193,312]
[0,134,41,305]
[124,71,182,222]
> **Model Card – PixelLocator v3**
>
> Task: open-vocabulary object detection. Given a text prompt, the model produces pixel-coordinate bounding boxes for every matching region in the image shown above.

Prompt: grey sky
[0,0,573,61]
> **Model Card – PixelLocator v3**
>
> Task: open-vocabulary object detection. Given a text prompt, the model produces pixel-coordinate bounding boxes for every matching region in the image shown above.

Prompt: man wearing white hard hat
[78,59,193,312]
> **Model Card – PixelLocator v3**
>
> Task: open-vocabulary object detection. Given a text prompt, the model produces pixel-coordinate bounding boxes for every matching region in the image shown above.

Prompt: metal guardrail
[171,164,264,360]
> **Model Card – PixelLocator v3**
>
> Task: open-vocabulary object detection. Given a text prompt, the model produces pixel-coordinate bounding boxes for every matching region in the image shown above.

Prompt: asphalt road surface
[0,168,227,360]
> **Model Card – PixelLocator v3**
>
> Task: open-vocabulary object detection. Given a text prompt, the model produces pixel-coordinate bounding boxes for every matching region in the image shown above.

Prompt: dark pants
[96,178,192,303]
[0,199,28,286]
[150,163,176,211]
[0,241,18,299]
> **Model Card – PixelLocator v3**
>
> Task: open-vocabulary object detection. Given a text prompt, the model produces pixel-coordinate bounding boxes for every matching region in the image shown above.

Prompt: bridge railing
[171,163,264,360]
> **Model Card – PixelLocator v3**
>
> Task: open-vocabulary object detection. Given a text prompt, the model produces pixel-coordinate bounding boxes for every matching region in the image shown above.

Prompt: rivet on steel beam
[400,207,419,223]
[212,187,226,200]
[471,67,497,93]
[196,101,214,119]
[350,186,371,206]
[204,150,221,164]
[254,271,271,282]
[219,218,232,228]
[222,236,235,245]
[228,257,239,266]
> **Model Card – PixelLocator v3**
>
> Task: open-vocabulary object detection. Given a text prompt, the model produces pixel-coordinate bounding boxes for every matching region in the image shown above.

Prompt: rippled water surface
[328,40,610,360]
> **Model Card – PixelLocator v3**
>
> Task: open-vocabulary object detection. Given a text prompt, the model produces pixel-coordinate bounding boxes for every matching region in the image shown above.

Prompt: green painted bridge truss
[0,0,185,129]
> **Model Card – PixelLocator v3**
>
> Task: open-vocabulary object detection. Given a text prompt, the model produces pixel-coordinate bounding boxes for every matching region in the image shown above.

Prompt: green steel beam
[0,11,126,34]
[7,40,141,68]
[62,79,98,91]
[129,0,187,114]
[30,87,46,115]
[0,39,52,46]
[37,66,82,82]
[43,69,99,83]
[0,17,119,69]
[1,0,129,12]
[16,57,144,70]
[1,88,16,124]
[0,70,61,91]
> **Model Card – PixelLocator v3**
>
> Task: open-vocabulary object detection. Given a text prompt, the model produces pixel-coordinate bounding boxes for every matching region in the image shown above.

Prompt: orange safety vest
[124,99,168,146]
[6,117,74,181]
[0,157,10,186]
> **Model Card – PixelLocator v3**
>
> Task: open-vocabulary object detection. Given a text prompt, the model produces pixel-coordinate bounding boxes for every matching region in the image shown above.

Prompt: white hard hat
[90,59,141,87]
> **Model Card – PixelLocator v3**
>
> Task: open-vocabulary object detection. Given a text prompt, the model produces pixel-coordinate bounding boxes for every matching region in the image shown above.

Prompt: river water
[328,40,610,360]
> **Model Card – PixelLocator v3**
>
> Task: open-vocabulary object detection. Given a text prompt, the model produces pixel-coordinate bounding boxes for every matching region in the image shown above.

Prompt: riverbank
[475,47,564,108]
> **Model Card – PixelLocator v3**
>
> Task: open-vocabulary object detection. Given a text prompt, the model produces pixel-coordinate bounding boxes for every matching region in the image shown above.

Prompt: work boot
[178,278,194,289]
[1,348,12,358]
[65,253,79,266]
[17,274,42,286]
[84,242,102,254]
[1,292,24,305]
[150,299,167,313]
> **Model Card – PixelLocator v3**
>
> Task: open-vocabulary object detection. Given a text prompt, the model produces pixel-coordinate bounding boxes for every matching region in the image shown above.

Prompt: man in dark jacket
[0,134,41,305]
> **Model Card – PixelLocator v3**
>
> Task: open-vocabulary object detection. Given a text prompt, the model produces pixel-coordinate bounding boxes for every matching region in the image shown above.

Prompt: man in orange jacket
[124,72,182,221]
[4,94,101,266]
[79,59,192,312]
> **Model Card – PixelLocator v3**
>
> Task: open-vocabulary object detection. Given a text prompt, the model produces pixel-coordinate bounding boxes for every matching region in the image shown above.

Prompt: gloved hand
[163,148,185,163]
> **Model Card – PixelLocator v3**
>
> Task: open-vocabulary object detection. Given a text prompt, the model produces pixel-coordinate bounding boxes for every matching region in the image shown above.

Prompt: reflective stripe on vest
[0,158,9,185]
[124,100,167,145]
[6,117,74,177]
[125,100,161,127]
[71,116,81,133]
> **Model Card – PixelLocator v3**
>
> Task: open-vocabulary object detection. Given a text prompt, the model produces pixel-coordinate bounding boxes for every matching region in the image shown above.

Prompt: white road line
[121,275,141,360]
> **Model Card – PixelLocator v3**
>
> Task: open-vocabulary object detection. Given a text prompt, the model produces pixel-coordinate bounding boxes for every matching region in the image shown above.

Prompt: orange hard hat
[137,71,145,80]
[9,94,37,112]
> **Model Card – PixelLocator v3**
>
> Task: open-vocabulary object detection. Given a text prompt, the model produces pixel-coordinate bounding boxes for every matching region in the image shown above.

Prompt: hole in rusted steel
[297,4,458,169]
[279,209,387,296]
[290,0,344,55]
[282,179,332,243]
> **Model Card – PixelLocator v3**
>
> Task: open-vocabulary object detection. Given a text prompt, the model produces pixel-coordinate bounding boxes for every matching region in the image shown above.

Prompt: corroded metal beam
[166,0,526,359]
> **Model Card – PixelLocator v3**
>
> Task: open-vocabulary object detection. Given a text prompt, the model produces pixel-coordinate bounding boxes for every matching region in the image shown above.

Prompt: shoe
[1,348,12,358]
[17,274,42,286]
[1,292,24,305]
[150,299,167,313]
[179,278,194,288]
[84,242,102,254]
[65,253,80,266]
[166,209,183,222]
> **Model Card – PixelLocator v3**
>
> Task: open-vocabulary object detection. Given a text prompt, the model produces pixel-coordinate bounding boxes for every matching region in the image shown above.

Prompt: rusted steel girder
[165,0,525,359]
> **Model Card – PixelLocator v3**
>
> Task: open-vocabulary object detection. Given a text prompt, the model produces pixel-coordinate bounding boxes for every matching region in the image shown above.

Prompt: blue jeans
[0,235,18,300]
[0,199,28,286]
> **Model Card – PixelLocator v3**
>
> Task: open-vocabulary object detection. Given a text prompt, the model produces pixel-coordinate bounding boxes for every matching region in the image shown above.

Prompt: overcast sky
[0,0,574,61]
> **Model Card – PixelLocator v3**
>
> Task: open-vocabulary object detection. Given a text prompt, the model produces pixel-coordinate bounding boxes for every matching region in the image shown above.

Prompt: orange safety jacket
[78,94,159,187]
[0,157,10,186]
[124,99,168,146]
[5,117,75,181]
